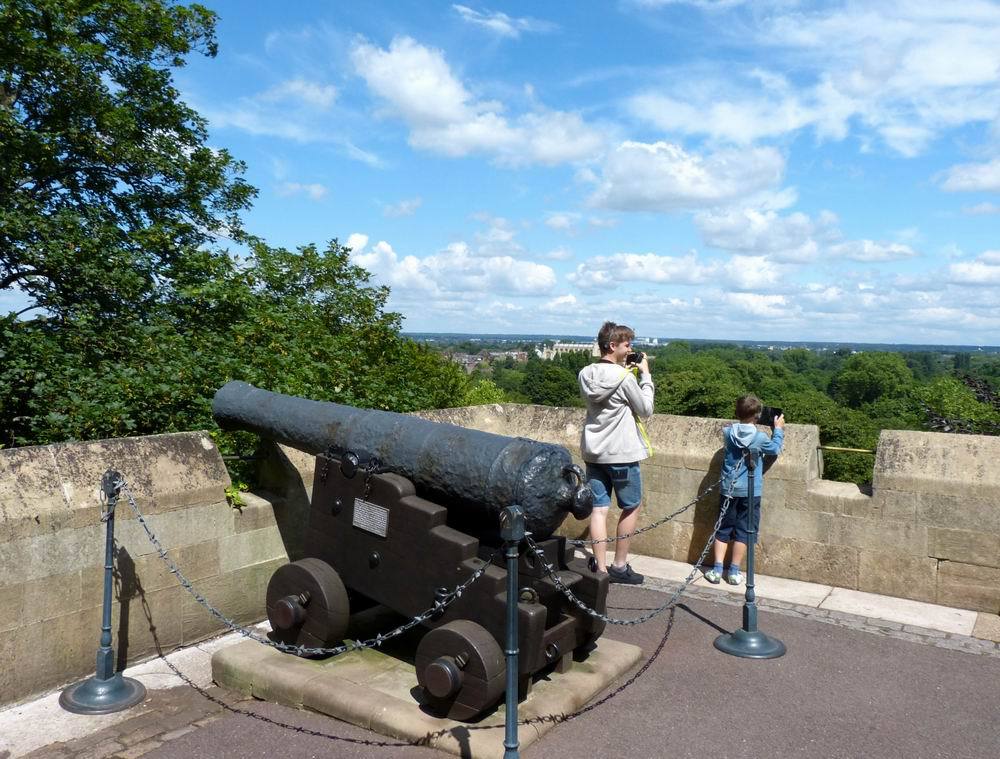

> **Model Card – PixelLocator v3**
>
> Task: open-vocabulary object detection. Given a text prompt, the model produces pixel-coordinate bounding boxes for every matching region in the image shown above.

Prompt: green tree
[461,378,508,406]
[830,352,914,408]
[523,357,579,407]
[1,0,254,319]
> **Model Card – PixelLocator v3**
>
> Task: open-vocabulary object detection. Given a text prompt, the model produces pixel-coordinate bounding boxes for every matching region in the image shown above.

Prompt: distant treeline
[438,339,1000,486]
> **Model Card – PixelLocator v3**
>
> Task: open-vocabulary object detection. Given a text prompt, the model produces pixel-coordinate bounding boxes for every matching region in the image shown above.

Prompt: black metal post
[60,470,147,714]
[499,504,525,759]
[714,452,786,659]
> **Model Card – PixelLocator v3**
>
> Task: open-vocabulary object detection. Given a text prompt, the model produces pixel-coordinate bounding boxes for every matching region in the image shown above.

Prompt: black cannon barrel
[212,381,592,539]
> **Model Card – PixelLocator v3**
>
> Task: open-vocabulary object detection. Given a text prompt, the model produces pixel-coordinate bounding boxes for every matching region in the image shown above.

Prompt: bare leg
[712,539,729,566]
[730,540,747,569]
[589,507,610,571]
[613,507,641,567]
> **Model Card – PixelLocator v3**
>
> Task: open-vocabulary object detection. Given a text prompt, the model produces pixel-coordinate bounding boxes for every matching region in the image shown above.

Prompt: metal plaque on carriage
[353,498,389,537]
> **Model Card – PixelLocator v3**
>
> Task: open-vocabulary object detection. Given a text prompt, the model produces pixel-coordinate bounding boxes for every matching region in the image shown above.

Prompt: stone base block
[213,635,642,759]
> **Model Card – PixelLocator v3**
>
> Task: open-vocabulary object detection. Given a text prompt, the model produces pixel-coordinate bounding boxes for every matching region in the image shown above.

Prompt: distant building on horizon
[536,341,600,360]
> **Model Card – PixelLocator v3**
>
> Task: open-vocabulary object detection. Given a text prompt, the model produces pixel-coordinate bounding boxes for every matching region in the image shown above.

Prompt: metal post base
[713,628,786,659]
[59,673,146,715]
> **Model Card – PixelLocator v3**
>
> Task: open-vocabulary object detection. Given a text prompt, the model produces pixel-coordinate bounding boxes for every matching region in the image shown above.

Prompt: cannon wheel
[265,558,350,652]
[415,620,505,720]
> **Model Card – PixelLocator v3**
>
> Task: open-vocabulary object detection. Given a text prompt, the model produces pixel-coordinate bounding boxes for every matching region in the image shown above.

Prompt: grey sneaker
[607,563,644,585]
[726,569,743,585]
[704,568,722,584]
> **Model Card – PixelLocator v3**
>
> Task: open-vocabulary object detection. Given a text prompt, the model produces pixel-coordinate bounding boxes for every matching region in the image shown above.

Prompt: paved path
[5,560,1000,759]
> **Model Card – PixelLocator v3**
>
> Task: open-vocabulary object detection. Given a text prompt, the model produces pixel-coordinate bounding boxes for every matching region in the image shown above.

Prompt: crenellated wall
[417,405,1000,614]
[1,408,998,707]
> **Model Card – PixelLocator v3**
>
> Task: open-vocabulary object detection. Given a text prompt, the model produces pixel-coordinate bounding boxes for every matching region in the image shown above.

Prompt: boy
[578,321,654,584]
[705,394,784,585]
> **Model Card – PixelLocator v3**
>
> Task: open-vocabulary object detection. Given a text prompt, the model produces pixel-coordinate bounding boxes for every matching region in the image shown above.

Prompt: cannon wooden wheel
[265,558,350,652]
[416,620,505,720]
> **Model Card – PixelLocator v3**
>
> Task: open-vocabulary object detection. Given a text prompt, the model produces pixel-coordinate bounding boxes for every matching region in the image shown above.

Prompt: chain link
[527,470,740,626]
[116,478,498,657]
[569,473,724,546]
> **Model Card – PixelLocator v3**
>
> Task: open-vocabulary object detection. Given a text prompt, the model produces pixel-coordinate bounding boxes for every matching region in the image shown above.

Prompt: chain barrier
[569,472,725,546]
[115,476,498,658]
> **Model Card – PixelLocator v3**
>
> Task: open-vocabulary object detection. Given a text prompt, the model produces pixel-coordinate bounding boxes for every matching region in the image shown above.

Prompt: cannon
[213,382,609,719]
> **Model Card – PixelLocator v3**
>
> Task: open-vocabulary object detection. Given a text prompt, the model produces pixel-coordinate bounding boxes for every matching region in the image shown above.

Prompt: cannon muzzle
[212,381,593,538]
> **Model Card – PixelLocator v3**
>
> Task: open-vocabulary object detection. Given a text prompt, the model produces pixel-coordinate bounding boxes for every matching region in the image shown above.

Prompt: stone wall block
[0,523,104,587]
[871,490,918,522]
[233,492,282,533]
[937,561,1000,614]
[874,429,1000,501]
[180,559,281,644]
[756,538,859,588]
[0,606,102,707]
[115,501,231,558]
[830,516,928,556]
[0,582,24,633]
[858,551,937,603]
[914,493,1000,533]
[760,507,833,544]
[0,446,70,541]
[803,479,872,516]
[217,527,290,575]
[928,527,1000,568]
[16,570,84,628]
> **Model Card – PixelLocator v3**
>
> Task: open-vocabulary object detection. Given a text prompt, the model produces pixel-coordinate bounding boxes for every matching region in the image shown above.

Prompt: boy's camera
[626,351,643,366]
[758,406,783,428]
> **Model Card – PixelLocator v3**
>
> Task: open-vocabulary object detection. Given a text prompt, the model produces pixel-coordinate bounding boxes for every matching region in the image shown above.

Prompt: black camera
[758,406,783,428]
[626,351,643,366]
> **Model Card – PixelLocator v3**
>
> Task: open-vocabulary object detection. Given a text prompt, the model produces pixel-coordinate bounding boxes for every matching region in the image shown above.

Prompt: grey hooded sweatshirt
[578,361,655,464]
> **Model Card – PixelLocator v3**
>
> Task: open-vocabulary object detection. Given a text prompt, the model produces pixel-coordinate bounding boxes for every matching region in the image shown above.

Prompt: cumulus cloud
[452,5,557,38]
[828,240,919,262]
[939,158,1000,192]
[587,141,785,212]
[351,36,605,165]
[948,250,1000,285]
[383,197,423,217]
[347,234,557,296]
[542,294,579,313]
[545,247,573,261]
[695,208,839,262]
[545,212,580,231]
[258,78,337,108]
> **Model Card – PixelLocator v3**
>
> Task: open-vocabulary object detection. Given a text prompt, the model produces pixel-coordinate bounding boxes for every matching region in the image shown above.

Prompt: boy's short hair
[597,321,635,355]
[736,394,762,422]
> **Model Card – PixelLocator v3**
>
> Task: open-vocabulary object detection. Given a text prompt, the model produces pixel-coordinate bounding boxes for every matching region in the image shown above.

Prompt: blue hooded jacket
[721,423,784,498]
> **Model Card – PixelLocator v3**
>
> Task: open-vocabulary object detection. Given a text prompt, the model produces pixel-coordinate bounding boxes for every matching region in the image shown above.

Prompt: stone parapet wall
[417,405,1000,615]
[0,433,290,707]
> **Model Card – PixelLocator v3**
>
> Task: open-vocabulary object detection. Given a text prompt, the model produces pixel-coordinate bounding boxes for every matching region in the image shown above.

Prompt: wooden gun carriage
[213,382,609,719]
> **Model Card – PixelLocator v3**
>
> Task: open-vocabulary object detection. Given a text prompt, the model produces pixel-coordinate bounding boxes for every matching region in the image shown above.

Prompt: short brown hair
[597,321,635,355]
[736,394,762,422]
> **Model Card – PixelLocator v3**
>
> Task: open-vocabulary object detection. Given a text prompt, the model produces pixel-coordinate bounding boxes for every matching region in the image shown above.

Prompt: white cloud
[347,235,557,296]
[545,247,573,261]
[351,36,605,165]
[258,78,337,109]
[383,197,423,217]
[948,250,1000,285]
[625,4,1000,156]
[452,5,556,38]
[939,158,1000,192]
[828,240,918,262]
[723,292,790,318]
[276,182,328,200]
[568,251,715,290]
[695,208,839,262]
[542,294,579,313]
[588,141,785,212]
[545,212,580,231]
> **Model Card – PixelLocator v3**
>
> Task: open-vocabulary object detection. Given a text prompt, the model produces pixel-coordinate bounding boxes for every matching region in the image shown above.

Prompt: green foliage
[831,352,914,408]
[462,378,508,406]
[522,357,580,407]
[1,0,254,319]
[918,377,1000,422]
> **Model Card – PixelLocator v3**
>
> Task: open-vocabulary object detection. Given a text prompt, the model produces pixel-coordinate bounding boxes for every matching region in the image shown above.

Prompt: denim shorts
[715,495,761,544]
[586,462,642,511]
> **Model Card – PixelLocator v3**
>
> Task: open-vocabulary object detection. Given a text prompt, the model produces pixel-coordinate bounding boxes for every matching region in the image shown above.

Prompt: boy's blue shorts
[585,462,642,511]
[715,495,761,544]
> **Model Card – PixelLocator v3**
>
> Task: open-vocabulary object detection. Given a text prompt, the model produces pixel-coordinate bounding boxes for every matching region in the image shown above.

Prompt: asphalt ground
[127,583,1000,759]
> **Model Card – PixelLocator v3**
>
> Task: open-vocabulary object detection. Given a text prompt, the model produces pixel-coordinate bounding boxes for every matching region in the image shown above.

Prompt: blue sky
[32,1,1000,343]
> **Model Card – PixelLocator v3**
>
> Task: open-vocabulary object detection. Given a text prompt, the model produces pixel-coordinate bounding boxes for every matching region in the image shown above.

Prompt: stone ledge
[213,636,642,759]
